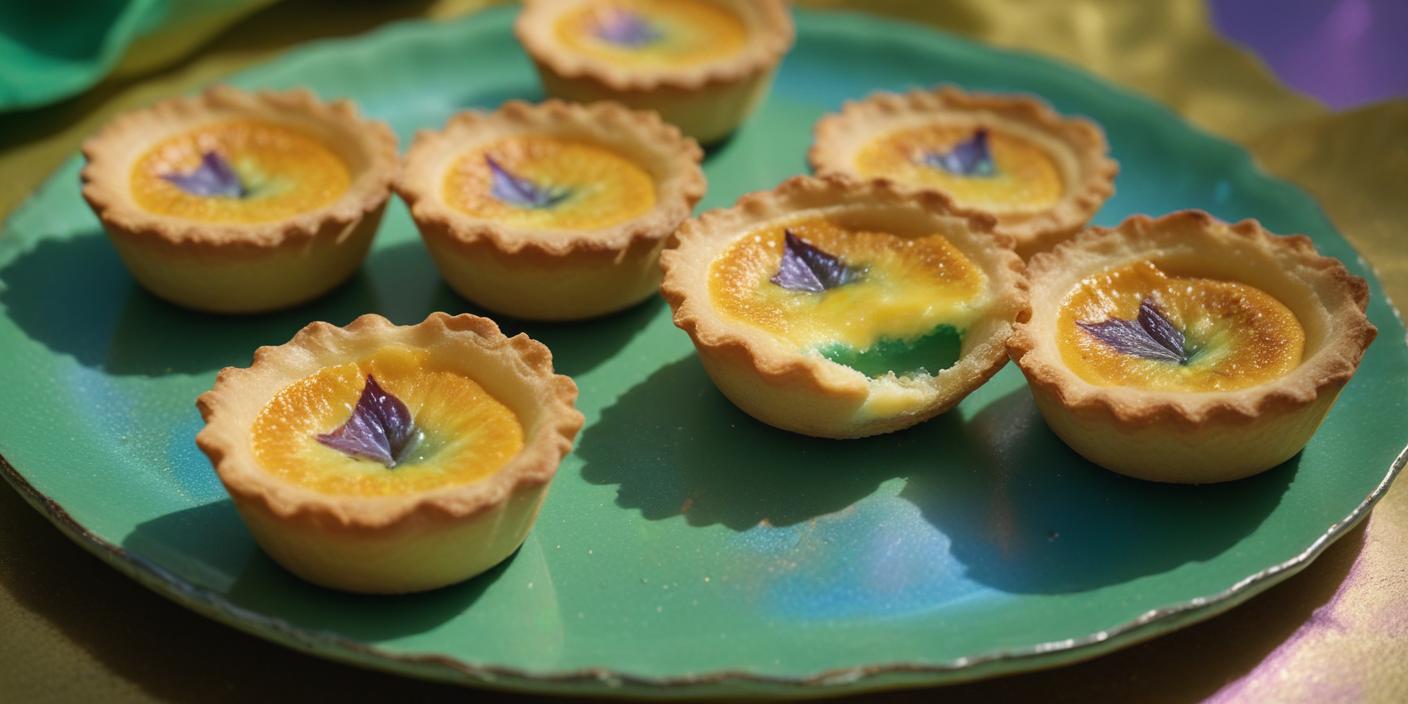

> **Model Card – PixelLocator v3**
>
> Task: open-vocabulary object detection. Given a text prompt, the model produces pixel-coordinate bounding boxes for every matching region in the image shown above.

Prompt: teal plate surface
[2,7,1406,699]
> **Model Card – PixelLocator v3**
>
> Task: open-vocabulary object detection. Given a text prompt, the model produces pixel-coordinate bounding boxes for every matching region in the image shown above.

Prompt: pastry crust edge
[80,85,399,251]
[809,86,1119,256]
[194,312,585,535]
[394,99,706,261]
[513,0,794,93]
[659,175,1029,438]
[1007,209,1377,430]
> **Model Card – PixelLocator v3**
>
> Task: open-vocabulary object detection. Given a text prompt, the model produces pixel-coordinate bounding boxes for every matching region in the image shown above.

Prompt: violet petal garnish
[316,375,420,468]
[920,128,995,177]
[1077,297,1191,364]
[591,6,661,47]
[486,155,569,209]
[770,230,860,293]
[160,150,247,198]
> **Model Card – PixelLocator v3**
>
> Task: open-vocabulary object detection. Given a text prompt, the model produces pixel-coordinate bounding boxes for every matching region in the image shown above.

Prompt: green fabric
[0,0,265,111]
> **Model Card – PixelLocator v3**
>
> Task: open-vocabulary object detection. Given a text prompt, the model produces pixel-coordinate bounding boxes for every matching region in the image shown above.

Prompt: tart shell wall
[531,60,778,145]
[660,175,1028,439]
[1008,211,1376,483]
[80,86,398,314]
[417,216,669,321]
[106,203,385,313]
[195,313,584,594]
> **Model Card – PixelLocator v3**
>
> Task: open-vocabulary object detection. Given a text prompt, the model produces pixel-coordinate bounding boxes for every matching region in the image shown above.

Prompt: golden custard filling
[132,120,350,223]
[443,135,656,230]
[854,125,1065,213]
[553,0,748,68]
[1058,261,1305,392]
[709,217,989,378]
[251,347,524,497]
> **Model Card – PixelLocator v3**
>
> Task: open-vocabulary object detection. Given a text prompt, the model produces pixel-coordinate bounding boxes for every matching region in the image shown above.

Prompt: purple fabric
[1210,0,1408,108]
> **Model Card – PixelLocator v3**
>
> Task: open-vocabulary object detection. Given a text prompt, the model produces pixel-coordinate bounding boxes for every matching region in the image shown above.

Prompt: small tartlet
[396,99,705,321]
[81,85,398,313]
[195,313,584,594]
[515,0,794,143]
[810,87,1118,258]
[661,175,1029,439]
[1008,210,1376,484]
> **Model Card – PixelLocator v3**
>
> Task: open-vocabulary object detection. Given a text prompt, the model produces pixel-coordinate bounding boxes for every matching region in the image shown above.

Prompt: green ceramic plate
[1,7,1405,699]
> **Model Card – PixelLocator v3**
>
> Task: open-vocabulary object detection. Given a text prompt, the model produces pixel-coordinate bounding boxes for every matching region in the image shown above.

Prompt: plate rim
[3,446,1404,697]
[2,6,1406,698]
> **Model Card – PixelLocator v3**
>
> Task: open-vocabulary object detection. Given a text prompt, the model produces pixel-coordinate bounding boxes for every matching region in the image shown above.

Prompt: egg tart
[396,100,705,321]
[1008,211,1376,484]
[515,0,793,143]
[660,176,1028,439]
[810,87,1118,258]
[195,313,583,594]
[81,86,398,313]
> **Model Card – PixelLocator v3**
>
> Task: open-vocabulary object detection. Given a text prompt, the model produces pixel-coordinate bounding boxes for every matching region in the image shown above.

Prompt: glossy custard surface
[251,347,524,497]
[854,125,1064,212]
[709,217,988,376]
[1058,261,1305,392]
[554,0,748,68]
[444,135,656,230]
[132,120,350,223]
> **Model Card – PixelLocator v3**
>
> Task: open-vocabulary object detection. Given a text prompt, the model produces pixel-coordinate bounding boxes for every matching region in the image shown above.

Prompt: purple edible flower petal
[591,6,661,47]
[316,375,420,468]
[919,128,995,177]
[770,230,860,293]
[1077,297,1191,364]
[486,155,569,209]
[160,150,246,198]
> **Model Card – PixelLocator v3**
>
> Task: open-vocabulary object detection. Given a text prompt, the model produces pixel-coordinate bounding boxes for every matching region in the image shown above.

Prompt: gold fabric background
[1,1,1403,700]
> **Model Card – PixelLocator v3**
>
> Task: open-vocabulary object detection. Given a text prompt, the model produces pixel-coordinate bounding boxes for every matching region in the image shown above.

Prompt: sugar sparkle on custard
[855,124,1064,212]
[251,347,524,497]
[131,120,350,223]
[554,0,748,68]
[1057,260,1305,392]
[709,217,988,362]
[444,135,656,230]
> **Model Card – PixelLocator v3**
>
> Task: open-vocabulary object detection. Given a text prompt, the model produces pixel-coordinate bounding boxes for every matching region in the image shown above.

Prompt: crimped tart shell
[396,99,705,321]
[660,175,1029,439]
[514,0,794,143]
[1008,211,1376,484]
[810,87,1118,258]
[81,85,398,313]
[195,313,584,594]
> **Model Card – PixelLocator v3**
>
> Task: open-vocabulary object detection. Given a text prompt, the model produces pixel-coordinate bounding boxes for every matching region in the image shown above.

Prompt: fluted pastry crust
[810,86,1117,258]
[396,99,704,320]
[660,175,1028,439]
[195,313,583,592]
[1008,210,1376,483]
[80,85,398,313]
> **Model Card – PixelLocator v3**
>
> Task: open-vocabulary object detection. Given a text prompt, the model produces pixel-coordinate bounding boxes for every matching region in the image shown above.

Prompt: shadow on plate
[367,240,667,379]
[581,360,1294,593]
[901,388,1297,594]
[120,499,507,642]
[0,232,380,376]
[0,233,657,379]
[578,355,955,531]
